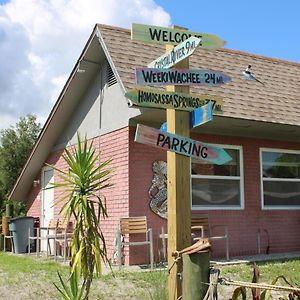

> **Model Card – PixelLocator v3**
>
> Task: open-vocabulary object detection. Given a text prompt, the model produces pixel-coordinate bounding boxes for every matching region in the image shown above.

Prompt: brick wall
[128,126,300,260]
[26,125,300,264]
[26,128,130,264]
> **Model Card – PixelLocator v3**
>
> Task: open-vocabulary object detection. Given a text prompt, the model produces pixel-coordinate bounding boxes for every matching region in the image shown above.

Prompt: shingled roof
[97,23,300,127]
[9,23,300,202]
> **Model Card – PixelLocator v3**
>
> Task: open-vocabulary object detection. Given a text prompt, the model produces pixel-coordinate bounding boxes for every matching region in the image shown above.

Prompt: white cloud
[0,0,171,130]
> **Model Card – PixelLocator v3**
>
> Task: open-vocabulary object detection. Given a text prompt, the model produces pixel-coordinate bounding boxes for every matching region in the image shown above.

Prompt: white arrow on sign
[147,36,201,69]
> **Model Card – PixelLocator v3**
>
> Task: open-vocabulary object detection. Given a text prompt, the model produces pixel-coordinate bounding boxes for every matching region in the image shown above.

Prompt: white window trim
[260,147,300,210]
[191,144,244,211]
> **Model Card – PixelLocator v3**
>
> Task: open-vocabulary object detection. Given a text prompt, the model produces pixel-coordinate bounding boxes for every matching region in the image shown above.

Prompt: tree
[0,114,41,203]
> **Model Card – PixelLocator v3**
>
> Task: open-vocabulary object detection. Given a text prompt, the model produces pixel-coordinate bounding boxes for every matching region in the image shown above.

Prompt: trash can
[9,216,34,253]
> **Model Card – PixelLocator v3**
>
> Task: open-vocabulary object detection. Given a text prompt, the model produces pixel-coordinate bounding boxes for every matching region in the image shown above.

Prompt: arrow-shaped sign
[135,68,232,86]
[190,102,213,128]
[131,23,225,49]
[125,88,223,113]
[160,102,213,132]
[148,36,201,69]
[135,124,231,165]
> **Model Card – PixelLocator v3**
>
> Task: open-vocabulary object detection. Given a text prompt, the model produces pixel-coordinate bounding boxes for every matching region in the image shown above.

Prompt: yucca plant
[49,134,113,299]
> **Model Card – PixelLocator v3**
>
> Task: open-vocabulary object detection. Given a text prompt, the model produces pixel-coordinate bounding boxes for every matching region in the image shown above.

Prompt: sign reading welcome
[131,23,225,49]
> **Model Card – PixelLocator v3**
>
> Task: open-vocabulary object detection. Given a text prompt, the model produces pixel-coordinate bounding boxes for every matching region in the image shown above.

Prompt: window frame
[191,144,244,210]
[260,147,300,210]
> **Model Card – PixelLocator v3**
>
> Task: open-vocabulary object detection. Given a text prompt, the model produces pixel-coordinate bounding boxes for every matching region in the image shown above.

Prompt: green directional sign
[147,36,201,69]
[135,124,231,165]
[131,23,225,49]
[125,88,223,113]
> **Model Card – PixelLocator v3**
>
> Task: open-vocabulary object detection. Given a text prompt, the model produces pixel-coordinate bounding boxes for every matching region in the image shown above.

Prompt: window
[260,148,300,209]
[191,145,243,209]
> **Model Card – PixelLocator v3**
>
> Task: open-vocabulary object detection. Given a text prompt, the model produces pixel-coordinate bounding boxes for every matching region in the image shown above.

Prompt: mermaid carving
[148,160,167,219]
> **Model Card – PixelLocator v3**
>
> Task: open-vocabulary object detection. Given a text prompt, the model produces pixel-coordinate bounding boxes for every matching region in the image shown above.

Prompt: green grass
[218,259,300,284]
[1,252,300,299]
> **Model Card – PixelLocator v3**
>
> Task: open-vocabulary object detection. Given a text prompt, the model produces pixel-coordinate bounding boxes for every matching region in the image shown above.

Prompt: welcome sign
[131,23,225,49]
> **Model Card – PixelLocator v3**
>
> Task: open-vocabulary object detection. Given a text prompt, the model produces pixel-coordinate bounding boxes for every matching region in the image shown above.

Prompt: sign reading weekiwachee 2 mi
[131,23,225,49]
[125,88,223,112]
[135,124,231,165]
[136,68,231,86]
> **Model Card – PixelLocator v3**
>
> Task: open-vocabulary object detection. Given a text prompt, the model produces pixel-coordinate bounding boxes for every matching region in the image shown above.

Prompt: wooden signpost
[130,23,227,300]
[125,88,223,112]
[135,67,232,86]
[147,36,201,69]
[135,124,231,165]
[131,23,225,49]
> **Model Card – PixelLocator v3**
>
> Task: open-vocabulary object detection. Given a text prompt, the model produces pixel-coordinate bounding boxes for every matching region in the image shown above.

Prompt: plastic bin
[9,216,34,253]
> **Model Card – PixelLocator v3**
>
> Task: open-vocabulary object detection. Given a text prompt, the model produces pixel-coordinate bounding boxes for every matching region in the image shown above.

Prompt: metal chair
[2,216,14,252]
[191,215,229,260]
[159,215,230,262]
[117,216,154,270]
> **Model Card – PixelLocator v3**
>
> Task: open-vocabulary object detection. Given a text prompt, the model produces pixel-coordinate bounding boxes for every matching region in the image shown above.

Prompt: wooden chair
[28,219,58,257]
[191,215,229,260]
[117,216,154,270]
[54,218,73,262]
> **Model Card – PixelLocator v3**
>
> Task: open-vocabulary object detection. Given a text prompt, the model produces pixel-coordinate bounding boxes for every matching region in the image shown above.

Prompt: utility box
[9,216,34,253]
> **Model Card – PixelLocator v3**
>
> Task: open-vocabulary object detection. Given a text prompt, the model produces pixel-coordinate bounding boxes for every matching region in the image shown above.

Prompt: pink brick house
[9,24,300,265]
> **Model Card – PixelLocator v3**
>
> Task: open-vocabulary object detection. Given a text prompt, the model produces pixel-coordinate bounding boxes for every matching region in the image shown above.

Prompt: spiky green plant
[49,134,113,299]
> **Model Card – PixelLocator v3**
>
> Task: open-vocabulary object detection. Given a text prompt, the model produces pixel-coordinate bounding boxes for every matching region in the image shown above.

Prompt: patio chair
[28,219,58,257]
[159,215,230,262]
[2,216,14,253]
[191,215,229,260]
[117,216,154,270]
[54,218,74,262]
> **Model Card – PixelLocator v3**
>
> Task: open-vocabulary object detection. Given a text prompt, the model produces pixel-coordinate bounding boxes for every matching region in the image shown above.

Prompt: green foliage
[50,133,113,300]
[0,114,41,201]
[0,199,26,217]
[54,268,85,300]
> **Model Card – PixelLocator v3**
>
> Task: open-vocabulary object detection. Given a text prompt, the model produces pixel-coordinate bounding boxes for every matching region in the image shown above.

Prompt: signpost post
[166,49,190,298]
[130,23,226,300]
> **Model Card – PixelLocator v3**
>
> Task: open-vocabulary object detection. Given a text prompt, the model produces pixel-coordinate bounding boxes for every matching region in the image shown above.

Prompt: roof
[97,23,300,127]
[9,23,300,202]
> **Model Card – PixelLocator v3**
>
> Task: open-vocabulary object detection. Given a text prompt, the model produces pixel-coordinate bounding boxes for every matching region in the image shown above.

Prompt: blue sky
[156,0,300,63]
[0,0,299,130]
